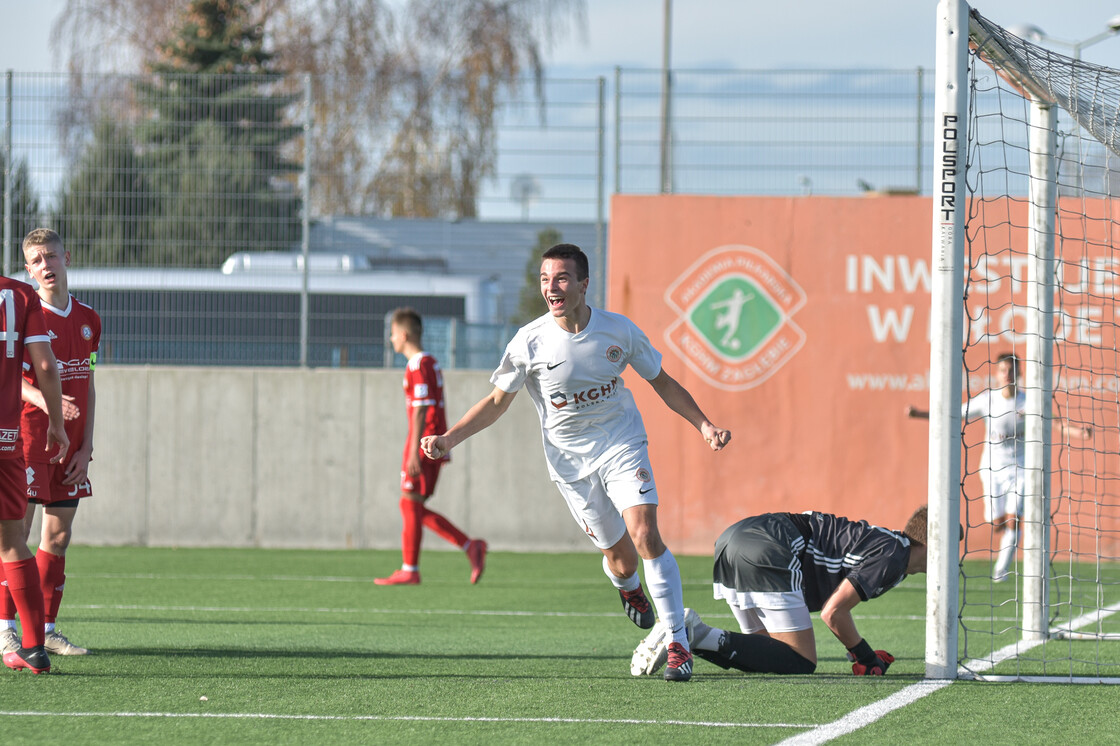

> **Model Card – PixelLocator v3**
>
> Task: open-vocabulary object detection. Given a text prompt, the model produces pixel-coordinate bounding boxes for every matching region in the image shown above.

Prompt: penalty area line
[0,711,812,729]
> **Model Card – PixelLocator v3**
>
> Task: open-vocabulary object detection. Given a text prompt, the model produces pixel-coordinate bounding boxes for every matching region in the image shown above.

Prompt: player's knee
[789,653,816,675]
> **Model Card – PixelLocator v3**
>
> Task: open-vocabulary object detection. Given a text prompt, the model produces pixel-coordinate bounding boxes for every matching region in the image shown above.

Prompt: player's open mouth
[548,296,564,308]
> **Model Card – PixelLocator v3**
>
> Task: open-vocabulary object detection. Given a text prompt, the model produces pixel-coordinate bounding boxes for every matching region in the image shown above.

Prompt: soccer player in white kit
[422,243,731,682]
[910,353,1089,582]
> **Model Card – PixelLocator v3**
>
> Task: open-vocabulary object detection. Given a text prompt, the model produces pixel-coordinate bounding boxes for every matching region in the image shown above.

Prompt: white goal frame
[929,0,1120,682]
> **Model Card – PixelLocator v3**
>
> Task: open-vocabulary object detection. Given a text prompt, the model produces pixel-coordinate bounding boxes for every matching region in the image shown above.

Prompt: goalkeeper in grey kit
[635,506,927,676]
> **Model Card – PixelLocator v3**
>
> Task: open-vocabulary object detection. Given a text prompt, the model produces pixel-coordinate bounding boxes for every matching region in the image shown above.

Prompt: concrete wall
[79,366,590,552]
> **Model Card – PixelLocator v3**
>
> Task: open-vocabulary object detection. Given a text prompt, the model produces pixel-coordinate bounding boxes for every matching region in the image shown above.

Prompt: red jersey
[403,351,448,462]
[21,295,101,463]
[0,279,51,459]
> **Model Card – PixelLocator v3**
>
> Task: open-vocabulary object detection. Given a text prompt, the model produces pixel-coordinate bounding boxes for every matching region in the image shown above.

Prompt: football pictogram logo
[664,245,806,391]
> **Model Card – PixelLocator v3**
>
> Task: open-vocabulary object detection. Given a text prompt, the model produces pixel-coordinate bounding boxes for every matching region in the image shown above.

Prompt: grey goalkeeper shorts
[713,513,807,594]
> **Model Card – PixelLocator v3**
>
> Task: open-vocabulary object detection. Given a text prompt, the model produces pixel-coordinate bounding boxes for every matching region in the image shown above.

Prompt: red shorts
[0,457,28,520]
[401,458,443,497]
[26,460,93,506]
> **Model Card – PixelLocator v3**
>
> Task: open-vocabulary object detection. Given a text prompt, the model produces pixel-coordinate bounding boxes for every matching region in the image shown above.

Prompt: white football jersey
[963,388,1025,472]
[491,308,663,482]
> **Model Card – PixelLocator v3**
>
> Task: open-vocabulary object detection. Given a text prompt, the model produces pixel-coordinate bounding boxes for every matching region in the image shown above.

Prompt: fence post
[3,70,12,278]
[299,73,312,367]
[596,76,607,309]
[613,66,622,195]
[916,66,926,194]
[659,0,673,194]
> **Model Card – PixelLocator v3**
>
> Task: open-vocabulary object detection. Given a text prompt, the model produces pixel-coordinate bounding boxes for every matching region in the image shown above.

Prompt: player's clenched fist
[421,434,449,460]
[701,422,731,451]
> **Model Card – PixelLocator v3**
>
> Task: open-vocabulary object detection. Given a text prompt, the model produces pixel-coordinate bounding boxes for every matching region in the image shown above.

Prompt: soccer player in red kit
[0,239,69,674]
[374,308,487,586]
[0,229,99,659]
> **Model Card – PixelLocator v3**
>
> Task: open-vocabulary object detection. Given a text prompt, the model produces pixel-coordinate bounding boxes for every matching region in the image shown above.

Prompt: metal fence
[1,67,942,368]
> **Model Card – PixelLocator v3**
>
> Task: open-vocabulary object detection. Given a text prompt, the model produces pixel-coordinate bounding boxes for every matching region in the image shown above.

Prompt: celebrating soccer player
[0,229,98,660]
[374,307,487,586]
[422,243,731,682]
[908,353,1090,582]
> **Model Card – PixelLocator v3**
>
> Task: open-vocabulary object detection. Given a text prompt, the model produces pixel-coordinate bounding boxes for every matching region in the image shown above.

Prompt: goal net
[929,0,1120,682]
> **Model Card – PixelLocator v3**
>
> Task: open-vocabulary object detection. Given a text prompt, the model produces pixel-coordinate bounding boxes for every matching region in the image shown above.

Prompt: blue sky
[5,1,1120,73]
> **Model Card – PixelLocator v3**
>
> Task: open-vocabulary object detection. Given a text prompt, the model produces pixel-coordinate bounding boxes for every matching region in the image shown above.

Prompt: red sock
[36,550,66,625]
[400,497,424,568]
[422,507,469,548]
[2,558,44,647]
[0,562,16,620]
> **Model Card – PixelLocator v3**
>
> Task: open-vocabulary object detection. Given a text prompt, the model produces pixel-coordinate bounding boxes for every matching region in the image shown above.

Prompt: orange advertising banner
[608,195,1119,558]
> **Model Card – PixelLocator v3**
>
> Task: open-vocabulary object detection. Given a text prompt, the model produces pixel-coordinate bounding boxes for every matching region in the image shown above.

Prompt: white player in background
[422,243,731,682]
[909,352,1090,582]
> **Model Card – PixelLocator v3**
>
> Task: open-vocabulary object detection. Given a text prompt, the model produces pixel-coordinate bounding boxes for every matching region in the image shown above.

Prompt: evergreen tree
[53,118,153,266]
[0,152,43,269]
[512,228,562,326]
[133,0,301,265]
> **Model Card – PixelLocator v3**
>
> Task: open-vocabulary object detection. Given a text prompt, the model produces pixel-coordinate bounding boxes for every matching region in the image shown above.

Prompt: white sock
[690,619,723,651]
[1,620,16,631]
[602,555,640,592]
[44,623,55,634]
[994,528,1017,578]
[643,550,687,647]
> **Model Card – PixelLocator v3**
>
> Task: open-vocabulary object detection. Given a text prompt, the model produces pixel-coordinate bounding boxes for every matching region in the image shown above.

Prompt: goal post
[926,0,969,680]
[930,0,1120,682]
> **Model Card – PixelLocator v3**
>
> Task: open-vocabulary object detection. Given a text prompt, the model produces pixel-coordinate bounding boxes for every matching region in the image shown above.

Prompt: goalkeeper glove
[847,639,894,676]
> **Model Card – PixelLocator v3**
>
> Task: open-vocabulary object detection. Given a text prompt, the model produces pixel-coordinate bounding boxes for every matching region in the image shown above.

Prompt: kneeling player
[633,506,928,677]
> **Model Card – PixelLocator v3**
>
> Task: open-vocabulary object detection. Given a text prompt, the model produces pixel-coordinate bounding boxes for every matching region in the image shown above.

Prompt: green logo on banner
[664,245,806,391]
[688,277,781,361]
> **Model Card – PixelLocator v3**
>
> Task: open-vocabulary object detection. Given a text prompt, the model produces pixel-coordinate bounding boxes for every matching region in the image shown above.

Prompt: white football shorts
[721,593,813,634]
[552,444,658,550]
[980,462,1023,522]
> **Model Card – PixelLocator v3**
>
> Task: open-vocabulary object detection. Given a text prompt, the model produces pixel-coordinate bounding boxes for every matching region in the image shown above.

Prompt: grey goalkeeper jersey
[715,512,912,612]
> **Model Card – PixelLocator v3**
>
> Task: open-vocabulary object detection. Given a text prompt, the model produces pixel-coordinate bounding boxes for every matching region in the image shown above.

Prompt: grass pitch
[0,546,1116,744]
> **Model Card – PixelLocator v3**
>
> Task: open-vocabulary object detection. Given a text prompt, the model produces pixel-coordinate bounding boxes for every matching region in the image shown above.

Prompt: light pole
[1010,14,1120,60]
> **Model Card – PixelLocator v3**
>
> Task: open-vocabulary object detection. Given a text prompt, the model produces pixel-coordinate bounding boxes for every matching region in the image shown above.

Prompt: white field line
[776,600,1120,745]
[0,711,813,730]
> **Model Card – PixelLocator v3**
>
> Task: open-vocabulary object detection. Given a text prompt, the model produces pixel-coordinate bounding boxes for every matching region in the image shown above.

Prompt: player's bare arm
[21,378,80,421]
[421,386,517,460]
[406,404,428,476]
[819,578,864,649]
[646,368,731,451]
[26,339,69,464]
[62,373,95,486]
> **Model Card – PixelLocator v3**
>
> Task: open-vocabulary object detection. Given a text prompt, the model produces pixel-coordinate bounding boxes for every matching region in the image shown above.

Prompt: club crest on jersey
[635,467,651,482]
[81,324,93,340]
[605,345,622,363]
[664,245,806,391]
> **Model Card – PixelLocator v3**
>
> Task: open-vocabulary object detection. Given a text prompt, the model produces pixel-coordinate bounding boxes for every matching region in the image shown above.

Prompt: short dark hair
[541,243,589,281]
[391,307,423,339]
[996,352,1019,379]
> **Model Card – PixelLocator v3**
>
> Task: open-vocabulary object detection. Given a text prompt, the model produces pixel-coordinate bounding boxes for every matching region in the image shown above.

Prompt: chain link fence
[2,67,935,367]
